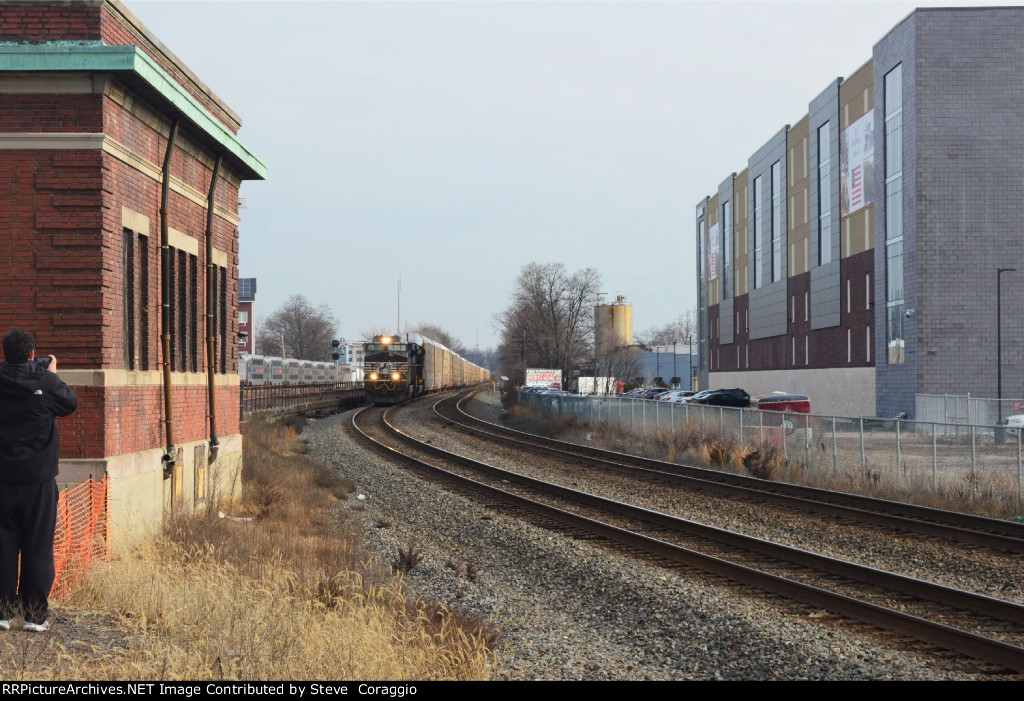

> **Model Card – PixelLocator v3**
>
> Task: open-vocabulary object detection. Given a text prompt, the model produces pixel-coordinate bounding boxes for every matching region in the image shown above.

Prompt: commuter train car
[239,353,341,386]
[364,333,490,405]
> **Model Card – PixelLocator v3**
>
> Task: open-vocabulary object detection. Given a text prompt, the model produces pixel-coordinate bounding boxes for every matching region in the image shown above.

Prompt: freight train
[364,333,490,405]
[238,354,342,385]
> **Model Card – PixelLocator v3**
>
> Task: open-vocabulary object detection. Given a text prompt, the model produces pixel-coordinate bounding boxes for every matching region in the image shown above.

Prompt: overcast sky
[127,0,1006,351]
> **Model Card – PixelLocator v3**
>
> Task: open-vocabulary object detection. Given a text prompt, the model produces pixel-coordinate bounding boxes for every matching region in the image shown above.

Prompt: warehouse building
[0,0,267,548]
[696,6,1024,420]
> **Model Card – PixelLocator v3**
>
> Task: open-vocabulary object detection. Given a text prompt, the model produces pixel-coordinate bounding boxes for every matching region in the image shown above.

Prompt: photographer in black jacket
[0,327,77,632]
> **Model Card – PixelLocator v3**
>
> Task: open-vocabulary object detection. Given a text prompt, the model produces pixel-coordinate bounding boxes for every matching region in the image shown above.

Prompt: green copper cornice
[0,41,267,180]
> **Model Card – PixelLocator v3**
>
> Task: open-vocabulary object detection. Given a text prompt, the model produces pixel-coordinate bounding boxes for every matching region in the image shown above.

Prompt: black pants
[0,480,57,624]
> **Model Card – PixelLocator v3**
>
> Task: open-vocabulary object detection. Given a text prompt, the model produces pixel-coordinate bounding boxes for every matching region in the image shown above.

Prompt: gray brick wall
[748,127,789,340]
[873,12,918,417]
[912,8,1024,408]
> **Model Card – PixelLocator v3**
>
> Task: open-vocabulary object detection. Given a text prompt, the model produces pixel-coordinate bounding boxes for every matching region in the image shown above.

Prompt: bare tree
[360,325,392,342]
[410,323,466,355]
[257,294,338,360]
[495,262,602,386]
[635,309,698,349]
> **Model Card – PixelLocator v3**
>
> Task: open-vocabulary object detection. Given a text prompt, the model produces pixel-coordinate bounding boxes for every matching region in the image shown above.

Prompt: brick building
[696,7,1024,419]
[238,277,255,355]
[0,0,266,548]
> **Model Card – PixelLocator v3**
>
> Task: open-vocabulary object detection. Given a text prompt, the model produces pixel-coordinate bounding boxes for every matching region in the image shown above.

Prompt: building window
[771,160,782,282]
[122,229,149,371]
[722,200,733,300]
[817,122,832,265]
[211,265,229,374]
[168,247,200,373]
[884,64,905,364]
[239,311,248,324]
[753,176,762,289]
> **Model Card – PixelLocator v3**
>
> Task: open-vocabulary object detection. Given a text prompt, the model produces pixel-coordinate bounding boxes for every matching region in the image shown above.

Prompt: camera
[34,356,51,369]
[904,309,915,319]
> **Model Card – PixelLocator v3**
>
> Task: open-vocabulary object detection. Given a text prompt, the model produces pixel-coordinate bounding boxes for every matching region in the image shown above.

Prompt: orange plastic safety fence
[50,478,108,602]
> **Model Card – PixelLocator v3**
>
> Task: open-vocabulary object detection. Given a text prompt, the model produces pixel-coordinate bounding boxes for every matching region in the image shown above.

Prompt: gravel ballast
[304,398,990,680]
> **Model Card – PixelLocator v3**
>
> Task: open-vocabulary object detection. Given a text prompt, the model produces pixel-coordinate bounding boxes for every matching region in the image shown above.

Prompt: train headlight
[370,373,378,381]
[391,372,400,381]
[381,336,392,345]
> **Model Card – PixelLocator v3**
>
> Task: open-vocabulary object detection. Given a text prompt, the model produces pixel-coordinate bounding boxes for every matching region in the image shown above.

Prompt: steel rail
[351,402,1024,673]
[442,392,1024,553]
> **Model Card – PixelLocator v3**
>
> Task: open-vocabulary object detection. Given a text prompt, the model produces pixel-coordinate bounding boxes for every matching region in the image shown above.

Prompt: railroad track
[350,398,1024,674]
[435,391,1024,554]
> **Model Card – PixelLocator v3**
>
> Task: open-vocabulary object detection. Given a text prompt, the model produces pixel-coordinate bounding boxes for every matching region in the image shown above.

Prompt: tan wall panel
[787,115,811,277]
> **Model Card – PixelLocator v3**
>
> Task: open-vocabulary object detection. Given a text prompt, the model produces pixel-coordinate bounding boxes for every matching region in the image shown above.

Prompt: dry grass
[508,399,1024,520]
[6,417,495,680]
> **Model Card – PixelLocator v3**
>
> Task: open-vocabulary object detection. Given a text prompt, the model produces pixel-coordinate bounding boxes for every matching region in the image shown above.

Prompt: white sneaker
[0,620,10,631]
[22,620,49,632]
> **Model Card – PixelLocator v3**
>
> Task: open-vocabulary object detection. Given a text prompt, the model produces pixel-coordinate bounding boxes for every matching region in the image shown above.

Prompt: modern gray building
[696,7,1024,419]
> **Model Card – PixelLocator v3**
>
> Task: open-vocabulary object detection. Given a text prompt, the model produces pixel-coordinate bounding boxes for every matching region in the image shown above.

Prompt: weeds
[742,445,781,480]
[17,417,497,681]
[504,397,1024,520]
[396,542,424,573]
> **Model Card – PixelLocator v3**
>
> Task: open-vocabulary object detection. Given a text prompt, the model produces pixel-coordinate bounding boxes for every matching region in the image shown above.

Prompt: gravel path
[395,392,1024,608]
[304,398,989,680]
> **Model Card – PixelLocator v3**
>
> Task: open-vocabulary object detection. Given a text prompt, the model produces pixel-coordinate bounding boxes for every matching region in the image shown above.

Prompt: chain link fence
[521,392,1024,498]
[916,393,1024,432]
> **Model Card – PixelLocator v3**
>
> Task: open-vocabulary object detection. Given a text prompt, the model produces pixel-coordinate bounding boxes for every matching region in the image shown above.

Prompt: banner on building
[708,222,720,280]
[840,110,875,217]
[526,368,563,388]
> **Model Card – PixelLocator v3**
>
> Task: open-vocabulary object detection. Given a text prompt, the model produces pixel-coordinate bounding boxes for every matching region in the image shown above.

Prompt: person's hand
[46,355,57,373]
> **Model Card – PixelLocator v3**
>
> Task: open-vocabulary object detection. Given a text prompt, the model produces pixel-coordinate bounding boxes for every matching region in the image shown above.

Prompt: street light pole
[673,340,678,388]
[687,334,694,391]
[997,268,1017,440]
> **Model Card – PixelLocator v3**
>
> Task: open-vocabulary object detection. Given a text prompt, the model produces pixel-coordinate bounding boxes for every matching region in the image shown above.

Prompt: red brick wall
[0,150,105,366]
[2,2,247,465]
[0,2,101,41]
[99,7,240,134]
[0,94,103,132]
[60,384,240,459]
[709,249,876,374]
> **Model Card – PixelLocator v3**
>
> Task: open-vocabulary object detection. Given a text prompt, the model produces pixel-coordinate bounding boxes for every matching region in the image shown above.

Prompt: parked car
[641,388,672,399]
[658,390,695,403]
[754,392,811,414]
[690,388,751,408]
[681,389,716,404]
[1005,414,1024,429]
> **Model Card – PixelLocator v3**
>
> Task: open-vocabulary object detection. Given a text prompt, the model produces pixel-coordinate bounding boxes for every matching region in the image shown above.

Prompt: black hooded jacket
[0,362,77,484]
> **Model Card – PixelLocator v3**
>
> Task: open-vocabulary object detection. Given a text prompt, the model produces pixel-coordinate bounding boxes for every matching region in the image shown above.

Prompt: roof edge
[0,41,266,180]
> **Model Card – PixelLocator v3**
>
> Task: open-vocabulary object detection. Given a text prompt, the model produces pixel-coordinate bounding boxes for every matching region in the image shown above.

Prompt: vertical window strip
[122,229,135,369]
[139,235,149,371]
[817,122,832,265]
[753,176,762,289]
[722,200,733,300]
[190,254,199,373]
[168,252,178,372]
[884,63,905,364]
[771,161,782,282]
[219,266,228,374]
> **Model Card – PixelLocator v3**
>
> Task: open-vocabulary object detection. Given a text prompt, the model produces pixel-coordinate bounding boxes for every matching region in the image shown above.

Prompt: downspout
[205,153,223,461]
[160,119,180,474]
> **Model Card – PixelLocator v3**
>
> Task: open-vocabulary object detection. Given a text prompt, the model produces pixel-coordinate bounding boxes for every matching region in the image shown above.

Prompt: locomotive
[364,333,490,405]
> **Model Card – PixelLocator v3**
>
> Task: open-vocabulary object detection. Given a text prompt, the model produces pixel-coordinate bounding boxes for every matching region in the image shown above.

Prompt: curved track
[349,397,1024,674]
